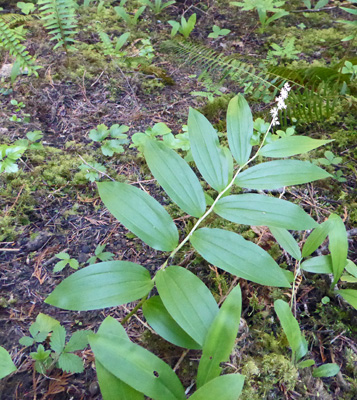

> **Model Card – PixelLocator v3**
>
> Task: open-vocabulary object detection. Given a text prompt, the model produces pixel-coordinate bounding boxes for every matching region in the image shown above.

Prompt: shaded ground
[1,0,356,399]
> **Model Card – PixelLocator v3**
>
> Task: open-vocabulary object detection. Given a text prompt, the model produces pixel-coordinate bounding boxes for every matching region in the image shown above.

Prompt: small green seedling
[17,1,36,14]
[79,161,107,182]
[208,25,231,39]
[20,313,90,374]
[130,122,190,154]
[54,252,79,272]
[341,61,357,80]
[139,39,155,60]
[230,0,289,32]
[168,13,196,38]
[267,37,300,65]
[114,5,146,27]
[0,144,27,173]
[338,3,357,42]
[14,130,44,150]
[316,150,342,166]
[88,244,114,265]
[9,99,30,123]
[88,123,129,156]
[140,0,175,15]
[99,31,130,58]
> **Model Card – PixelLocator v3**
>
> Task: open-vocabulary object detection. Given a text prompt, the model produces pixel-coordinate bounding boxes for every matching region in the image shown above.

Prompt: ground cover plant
[0,0,356,399]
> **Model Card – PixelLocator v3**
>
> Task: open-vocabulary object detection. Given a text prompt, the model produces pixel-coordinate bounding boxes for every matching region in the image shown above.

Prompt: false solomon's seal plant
[45,84,353,399]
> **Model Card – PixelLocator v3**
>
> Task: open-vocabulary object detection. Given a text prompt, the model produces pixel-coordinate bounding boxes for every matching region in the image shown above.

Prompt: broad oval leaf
[297,359,315,369]
[142,296,201,350]
[274,300,308,361]
[190,228,290,287]
[227,94,253,165]
[312,363,340,378]
[269,226,302,260]
[0,346,16,380]
[260,136,333,158]
[188,108,228,191]
[89,334,186,400]
[143,138,206,217]
[95,317,144,400]
[235,160,331,190]
[300,255,333,274]
[155,266,219,346]
[197,285,242,388]
[336,289,357,310]
[215,194,317,230]
[45,261,154,311]
[328,214,348,284]
[302,219,331,258]
[98,181,178,251]
[189,374,245,400]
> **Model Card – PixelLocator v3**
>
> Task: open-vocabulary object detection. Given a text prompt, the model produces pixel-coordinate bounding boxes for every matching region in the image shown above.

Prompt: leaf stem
[121,295,148,325]
[159,119,274,269]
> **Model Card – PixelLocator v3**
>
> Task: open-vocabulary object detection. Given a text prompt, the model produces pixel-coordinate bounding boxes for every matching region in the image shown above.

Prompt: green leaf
[26,130,43,142]
[235,160,331,190]
[58,353,84,373]
[190,228,290,288]
[226,94,253,165]
[45,261,154,311]
[328,214,348,284]
[155,266,219,346]
[214,194,317,230]
[189,374,245,400]
[142,296,201,349]
[109,124,129,138]
[19,336,35,347]
[95,317,144,400]
[297,359,315,369]
[269,227,302,260]
[345,260,357,278]
[260,137,332,158]
[300,256,333,274]
[101,140,125,156]
[188,108,228,191]
[55,252,70,260]
[35,313,60,332]
[302,220,331,258]
[274,300,308,361]
[0,346,16,379]
[313,363,340,378]
[197,285,242,388]
[69,259,79,269]
[89,334,186,400]
[143,138,206,217]
[50,325,66,354]
[89,124,109,141]
[53,260,68,272]
[65,331,90,352]
[98,181,178,251]
[336,289,357,310]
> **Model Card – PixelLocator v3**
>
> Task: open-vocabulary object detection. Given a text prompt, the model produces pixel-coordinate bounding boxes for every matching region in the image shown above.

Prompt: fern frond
[0,18,39,76]
[162,40,342,125]
[38,0,77,51]
[98,30,115,56]
[0,13,34,27]
[162,40,282,98]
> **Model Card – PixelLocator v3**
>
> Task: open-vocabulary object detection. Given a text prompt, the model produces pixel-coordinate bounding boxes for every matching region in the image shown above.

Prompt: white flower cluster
[270,82,291,126]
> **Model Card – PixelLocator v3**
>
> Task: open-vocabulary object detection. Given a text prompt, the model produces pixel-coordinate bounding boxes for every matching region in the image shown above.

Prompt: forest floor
[0,0,356,399]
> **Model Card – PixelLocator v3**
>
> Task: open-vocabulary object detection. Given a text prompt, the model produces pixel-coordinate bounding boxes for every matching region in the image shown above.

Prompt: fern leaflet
[38,0,77,51]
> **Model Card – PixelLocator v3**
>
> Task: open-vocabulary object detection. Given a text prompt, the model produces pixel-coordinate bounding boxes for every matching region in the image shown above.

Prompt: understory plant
[38,0,78,51]
[43,85,354,398]
[168,13,196,39]
[140,0,175,15]
[230,0,289,33]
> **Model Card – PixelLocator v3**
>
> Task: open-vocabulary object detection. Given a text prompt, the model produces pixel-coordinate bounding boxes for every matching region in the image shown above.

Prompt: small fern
[0,17,39,76]
[0,13,34,27]
[162,40,281,99]
[38,0,77,51]
[162,40,344,125]
[98,30,130,58]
